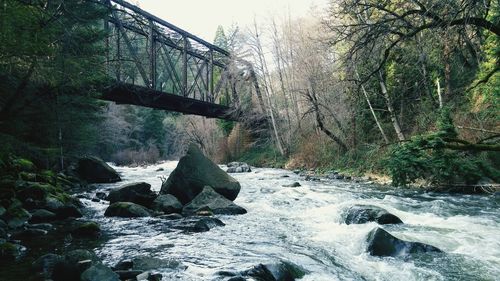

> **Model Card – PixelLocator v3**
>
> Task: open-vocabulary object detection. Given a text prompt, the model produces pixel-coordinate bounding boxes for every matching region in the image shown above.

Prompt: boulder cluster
[0,156,117,262]
[102,144,247,221]
[340,204,443,258]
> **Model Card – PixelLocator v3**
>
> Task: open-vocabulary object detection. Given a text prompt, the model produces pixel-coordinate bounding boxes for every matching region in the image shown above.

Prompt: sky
[133,0,329,43]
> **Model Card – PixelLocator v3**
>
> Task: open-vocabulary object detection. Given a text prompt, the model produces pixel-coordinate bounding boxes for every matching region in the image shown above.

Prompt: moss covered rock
[104,202,151,218]
[0,240,26,261]
[71,221,101,237]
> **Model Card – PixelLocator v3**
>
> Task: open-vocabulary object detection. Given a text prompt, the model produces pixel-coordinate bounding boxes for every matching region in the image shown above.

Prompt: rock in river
[220,261,307,281]
[160,144,241,204]
[80,264,120,281]
[182,186,247,216]
[73,156,121,183]
[366,227,443,257]
[343,205,403,225]
[151,194,182,214]
[226,162,252,173]
[104,202,151,218]
[106,182,156,208]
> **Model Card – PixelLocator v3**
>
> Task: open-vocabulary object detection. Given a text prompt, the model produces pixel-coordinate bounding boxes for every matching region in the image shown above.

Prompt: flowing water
[79,162,500,281]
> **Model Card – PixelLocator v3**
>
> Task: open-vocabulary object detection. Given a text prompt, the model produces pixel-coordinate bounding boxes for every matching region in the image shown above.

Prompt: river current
[79,161,500,281]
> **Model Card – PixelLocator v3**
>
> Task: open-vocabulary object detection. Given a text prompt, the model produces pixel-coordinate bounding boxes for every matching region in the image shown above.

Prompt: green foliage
[238,144,287,168]
[0,0,108,168]
[385,110,496,186]
[217,119,235,137]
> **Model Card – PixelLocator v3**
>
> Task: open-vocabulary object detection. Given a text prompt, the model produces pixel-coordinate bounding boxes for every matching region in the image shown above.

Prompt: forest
[0,0,498,188]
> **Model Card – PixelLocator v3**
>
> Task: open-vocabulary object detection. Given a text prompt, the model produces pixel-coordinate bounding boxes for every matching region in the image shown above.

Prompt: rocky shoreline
[2,144,492,280]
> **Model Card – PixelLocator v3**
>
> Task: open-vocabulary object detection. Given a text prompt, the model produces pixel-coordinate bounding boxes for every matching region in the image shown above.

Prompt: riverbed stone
[70,221,101,237]
[74,156,121,183]
[182,186,247,216]
[114,269,144,279]
[0,240,26,261]
[104,202,151,217]
[366,227,443,257]
[227,162,252,173]
[6,206,31,228]
[160,144,241,204]
[283,182,301,187]
[107,182,156,208]
[343,205,403,225]
[50,249,100,280]
[32,253,64,279]
[132,256,185,271]
[11,228,48,240]
[81,264,120,281]
[152,194,182,214]
[229,261,307,281]
[29,209,57,223]
[44,196,83,219]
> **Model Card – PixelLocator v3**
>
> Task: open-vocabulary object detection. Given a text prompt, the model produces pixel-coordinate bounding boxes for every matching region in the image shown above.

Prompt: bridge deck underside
[101,83,238,121]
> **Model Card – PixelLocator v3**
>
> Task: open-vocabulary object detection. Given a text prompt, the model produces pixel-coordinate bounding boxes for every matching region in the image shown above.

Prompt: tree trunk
[354,67,389,144]
[378,71,405,141]
[251,20,286,156]
[308,80,347,151]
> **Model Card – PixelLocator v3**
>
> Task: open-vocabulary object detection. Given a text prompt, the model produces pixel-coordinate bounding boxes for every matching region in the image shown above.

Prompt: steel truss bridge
[101,0,240,120]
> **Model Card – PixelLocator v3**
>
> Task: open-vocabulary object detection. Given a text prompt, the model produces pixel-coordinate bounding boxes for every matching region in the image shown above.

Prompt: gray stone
[132,256,185,271]
[152,194,183,214]
[29,209,57,223]
[74,156,121,183]
[114,270,144,279]
[366,227,443,257]
[113,259,133,271]
[160,144,241,204]
[283,182,301,187]
[0,241,26,261]
[240,261,307,281]
[227,162,252,173]
[107,182,156,208]
[11,228,48,240]
[81,264,120,281]
[104,202,151,218]
[6,207,31,228]
[32,253,64,279]
[343,205,403,225]
[182,186,246,216]
[157,213,183,220]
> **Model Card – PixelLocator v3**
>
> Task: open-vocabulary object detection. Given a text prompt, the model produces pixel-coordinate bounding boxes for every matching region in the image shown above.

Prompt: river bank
[2,154,499,280]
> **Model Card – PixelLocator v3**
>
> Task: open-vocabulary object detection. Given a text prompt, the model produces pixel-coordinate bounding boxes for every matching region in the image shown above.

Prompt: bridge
[101,0,240,120]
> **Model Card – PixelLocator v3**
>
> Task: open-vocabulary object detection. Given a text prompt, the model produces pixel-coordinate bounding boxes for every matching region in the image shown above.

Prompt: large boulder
[104,202,151,218]
[44,196,82,219]
[74,156,121,183]
[366,227,443,257]
[226,162,252,173]
[160,144,240,204]
[182,186,247,216]
[151,194,182,214]
[343,205,403,225]
[106,182,156,208]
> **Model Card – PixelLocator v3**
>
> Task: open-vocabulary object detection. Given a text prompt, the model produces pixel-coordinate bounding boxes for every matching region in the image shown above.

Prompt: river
[78,161,500,281]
